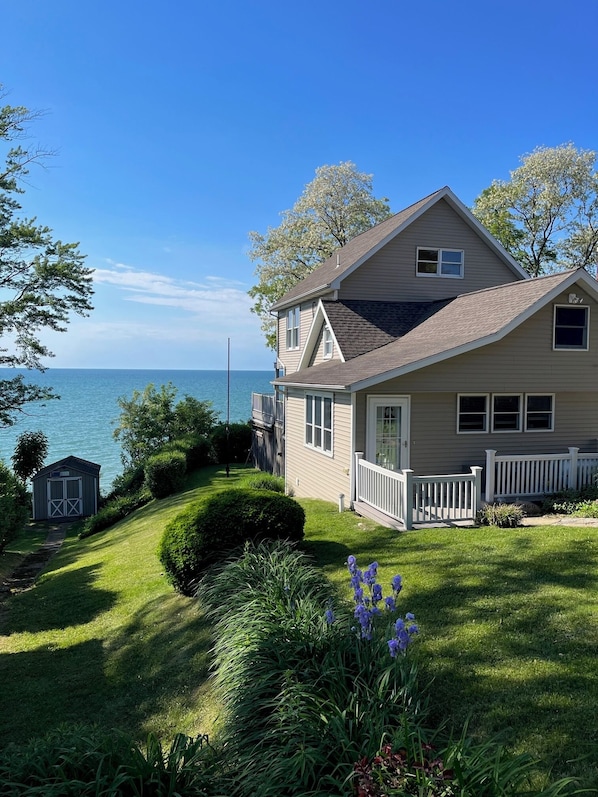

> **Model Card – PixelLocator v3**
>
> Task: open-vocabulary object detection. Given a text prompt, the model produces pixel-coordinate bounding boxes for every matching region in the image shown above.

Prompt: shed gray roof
[34,455,101,480]
[276,270,595,391]
[322,299,451,360]
[271,186,528,311]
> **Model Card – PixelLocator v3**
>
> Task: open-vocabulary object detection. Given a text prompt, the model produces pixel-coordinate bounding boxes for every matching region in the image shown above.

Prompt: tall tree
[0,87,94,425]
[248,161,392,348]
[472,143,598,278]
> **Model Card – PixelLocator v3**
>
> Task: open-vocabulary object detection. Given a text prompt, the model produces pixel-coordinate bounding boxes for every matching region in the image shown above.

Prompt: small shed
[32,456,101,521]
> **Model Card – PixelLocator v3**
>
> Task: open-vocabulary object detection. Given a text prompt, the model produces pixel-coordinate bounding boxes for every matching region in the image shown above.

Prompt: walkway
[0,524,68,595]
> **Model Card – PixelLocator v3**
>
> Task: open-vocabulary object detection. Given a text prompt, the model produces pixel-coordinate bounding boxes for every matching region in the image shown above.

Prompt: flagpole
[226,337,230,477]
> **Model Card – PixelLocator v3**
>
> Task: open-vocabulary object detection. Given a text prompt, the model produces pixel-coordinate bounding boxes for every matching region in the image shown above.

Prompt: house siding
[308,322,339,366]
[285,388,352,501]
[354,288,598,476]
[340,199,521,302]
[278,302,318,375]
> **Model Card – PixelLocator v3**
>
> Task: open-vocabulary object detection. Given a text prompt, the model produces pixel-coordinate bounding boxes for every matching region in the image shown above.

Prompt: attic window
[553,305,589,350]
[286,307,300,350]
[323,326,333,359]
[417,248,463,278]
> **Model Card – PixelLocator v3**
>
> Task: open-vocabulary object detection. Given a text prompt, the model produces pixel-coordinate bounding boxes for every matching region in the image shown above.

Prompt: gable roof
[322,299,451,360]
[271,186,528,312]
[276,269,598,392]
[33,455,101,480]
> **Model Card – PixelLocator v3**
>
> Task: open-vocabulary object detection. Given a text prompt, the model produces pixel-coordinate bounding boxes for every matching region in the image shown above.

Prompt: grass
[1,474,597,789]
[0,465,249,748]
[0,524,49,583]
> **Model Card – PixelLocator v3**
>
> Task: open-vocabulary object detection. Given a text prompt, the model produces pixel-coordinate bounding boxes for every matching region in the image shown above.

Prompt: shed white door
[47,477,83,518]
[366,397,410,471]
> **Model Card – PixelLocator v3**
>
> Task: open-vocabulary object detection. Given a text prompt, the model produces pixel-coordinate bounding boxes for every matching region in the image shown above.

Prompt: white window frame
[286,306,300,350]
[553,305,589,351]
[416,247,464,279]
[457,393,489,434]
[323,326,333,359]
[524,394,554,432]
[491,394,522,433]
[305,393,333,455]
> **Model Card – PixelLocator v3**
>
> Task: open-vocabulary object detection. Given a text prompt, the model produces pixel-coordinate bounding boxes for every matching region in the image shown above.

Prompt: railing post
[485,450,496,503]
[403,468,414,530]
[354,452,363,506]
[470,466,483,518]
[568,447,579,490]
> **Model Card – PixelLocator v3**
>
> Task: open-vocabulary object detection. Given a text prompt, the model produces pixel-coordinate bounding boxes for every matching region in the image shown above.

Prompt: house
[32,455,101,521]
[251,187,598,528]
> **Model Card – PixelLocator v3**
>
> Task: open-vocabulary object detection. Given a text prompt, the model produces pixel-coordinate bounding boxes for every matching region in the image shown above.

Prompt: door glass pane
[49,480,64,500]
[66,479,80,499]
[376,405,402,470]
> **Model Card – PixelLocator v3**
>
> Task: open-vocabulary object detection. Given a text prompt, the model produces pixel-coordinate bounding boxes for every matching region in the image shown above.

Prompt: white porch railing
[485,447,598,502]
[354,453,482,530]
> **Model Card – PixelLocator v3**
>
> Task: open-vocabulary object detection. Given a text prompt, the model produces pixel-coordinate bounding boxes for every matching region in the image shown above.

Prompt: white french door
[366,396,410,471]
[47,477,83,518]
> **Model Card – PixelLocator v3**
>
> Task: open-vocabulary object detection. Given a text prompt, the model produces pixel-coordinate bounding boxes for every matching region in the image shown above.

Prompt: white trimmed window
[525,395,554,431]
[492,394,522,432]
[286,307,300,350]
[553,305,589,350]
[417,247,464,278]
[305,393,333,454]
[323,326,333,359]
[457,394,488,433]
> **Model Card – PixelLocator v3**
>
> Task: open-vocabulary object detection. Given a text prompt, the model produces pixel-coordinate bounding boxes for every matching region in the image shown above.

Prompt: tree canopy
[11,429,48,482]
[248,161,392,349]
[472,143,598,278]
[0,87,94,425]
[113,382,219,468]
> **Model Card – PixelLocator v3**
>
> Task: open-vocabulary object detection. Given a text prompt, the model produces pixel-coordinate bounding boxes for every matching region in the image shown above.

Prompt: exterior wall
[354,287,598,476]
[277,300,321,375]
[308,322,339,366]
[284,388,352,503]
[32,468,99,520]
[340,199,521,302]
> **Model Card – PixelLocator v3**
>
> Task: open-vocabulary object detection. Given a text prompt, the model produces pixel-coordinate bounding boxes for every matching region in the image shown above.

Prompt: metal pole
[226,337,230,477]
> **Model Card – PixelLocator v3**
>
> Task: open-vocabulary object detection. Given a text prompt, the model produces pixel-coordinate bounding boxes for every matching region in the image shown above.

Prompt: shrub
[0,723,224,796]
[79,489,152,539]
[542,484,598,515]
[210,422,252,464]
[162,434,214,470]
[145,450,187,499]
[238,472,285,493]
[107,462,146,499]
[158,488,305,594]
[477,502,524,528]
[0,461,29,554]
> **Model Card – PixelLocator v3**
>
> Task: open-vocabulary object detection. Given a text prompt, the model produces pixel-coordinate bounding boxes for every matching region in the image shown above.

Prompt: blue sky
[2,0,596,370]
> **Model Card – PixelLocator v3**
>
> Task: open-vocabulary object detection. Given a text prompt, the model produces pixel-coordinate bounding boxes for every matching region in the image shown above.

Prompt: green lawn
[1,474,596,789]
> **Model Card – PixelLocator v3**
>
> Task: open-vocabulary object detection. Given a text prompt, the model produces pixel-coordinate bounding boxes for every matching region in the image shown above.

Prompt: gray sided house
[251,186,598,528]
[32,456,101,521]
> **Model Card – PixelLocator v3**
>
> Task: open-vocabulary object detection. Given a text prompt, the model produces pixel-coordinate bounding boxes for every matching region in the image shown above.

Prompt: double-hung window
[305,393,332,454]
[492,395,522,432]
[553,305,589,350]
[286,307,300,350]
[417,247,464,278]
[525,395,554,431]
[457,394,488,433]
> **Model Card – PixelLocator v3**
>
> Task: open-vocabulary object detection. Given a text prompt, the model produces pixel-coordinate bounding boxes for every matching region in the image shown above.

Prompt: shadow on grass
[1,563,116,635]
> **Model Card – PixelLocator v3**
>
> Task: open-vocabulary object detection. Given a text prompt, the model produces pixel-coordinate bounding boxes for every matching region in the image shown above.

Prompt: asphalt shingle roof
[276,271,583,390]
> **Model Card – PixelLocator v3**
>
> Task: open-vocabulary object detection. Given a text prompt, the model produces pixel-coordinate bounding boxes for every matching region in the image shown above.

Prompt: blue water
[0,369,274,491]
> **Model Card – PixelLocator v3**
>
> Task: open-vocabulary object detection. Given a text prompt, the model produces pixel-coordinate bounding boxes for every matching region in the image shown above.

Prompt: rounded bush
[163,434,214,470]
[144,451,187,499]
[158,488,305,594]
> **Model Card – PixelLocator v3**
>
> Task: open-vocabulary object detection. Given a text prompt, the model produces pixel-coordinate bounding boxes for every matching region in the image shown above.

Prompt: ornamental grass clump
[201,542,424,797]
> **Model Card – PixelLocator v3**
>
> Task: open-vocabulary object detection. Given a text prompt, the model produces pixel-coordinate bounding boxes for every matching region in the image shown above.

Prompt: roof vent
[336,253,340,268]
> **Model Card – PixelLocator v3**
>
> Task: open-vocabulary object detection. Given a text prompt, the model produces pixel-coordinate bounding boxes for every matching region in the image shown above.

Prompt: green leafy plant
[158,489,305,594]
[0,723,224,796]
[238,472,285,493]
[0,460,29,553]
[145,450,187,499]
[210,422,252,464]
[79,489,152,539]
[477,502,524,528]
